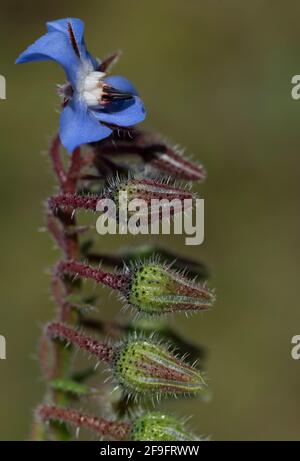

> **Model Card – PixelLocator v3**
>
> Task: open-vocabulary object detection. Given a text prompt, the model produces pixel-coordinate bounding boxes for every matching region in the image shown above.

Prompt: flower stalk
[56,259,214,315]
[48,177,195,214]
[56,260,130,291]
[46,321,206,399]
[93,130,206,181]
[37,406,199,441]
[37,405,130,440]
[46,321,115,363]
[16,17,215,441]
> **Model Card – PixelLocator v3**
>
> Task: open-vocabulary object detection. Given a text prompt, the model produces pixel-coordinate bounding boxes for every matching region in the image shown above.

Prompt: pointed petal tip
[15,50,30,64]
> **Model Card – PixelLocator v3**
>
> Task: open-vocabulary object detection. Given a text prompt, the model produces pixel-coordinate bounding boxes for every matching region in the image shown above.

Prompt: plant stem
[46,321,115,363]
[57,260,130,291]
[34,136,86,440]
[37,405,131,440]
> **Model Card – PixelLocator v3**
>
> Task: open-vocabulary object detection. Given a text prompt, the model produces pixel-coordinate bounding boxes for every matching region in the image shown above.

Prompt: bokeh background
[0,0,299,440]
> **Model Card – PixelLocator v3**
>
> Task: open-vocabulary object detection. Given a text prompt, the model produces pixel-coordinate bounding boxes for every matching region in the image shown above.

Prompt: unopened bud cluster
[17,17,216,442]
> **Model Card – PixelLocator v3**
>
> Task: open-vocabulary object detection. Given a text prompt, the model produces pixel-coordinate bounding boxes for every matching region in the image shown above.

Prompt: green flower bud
[131,412,200,441]
[110,178,194,213]
[114,338,206,398]
[127,262,214,315]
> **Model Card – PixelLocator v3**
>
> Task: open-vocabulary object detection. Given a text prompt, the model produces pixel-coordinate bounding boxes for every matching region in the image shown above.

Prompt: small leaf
[49,378,95,397]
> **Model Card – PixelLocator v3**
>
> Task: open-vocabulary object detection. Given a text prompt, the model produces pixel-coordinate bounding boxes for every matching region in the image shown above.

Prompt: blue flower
[16,18,146,153]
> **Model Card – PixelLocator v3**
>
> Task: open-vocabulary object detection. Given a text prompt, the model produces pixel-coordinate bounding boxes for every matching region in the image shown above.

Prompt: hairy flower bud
[105,177,195,223]
[95,130,206,181]
[57,259,214,317]
[126,262,214,315]
[147,144,206,182]
[131,412,200,441]
[114,338,206,398]
[49,178,194,225]
[111,177,193,202]
[45,322,207,400]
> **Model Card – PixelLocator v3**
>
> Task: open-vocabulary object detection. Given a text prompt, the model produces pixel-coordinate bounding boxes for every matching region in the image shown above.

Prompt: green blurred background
[0,0,299,440]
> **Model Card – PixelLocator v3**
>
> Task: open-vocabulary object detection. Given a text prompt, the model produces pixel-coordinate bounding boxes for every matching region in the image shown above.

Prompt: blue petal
[16,18,95,86]
[47,18,92,64]
[47,18,85,44]
[104,75,139,96]
[60,97,112,153]
[93,96,146,127]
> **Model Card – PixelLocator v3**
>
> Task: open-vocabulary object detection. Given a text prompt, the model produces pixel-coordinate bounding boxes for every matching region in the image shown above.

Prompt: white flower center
[82,71,106,107]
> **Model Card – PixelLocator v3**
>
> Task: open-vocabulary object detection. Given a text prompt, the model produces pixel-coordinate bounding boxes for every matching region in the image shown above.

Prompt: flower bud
[95,130,206,181]
[131,412,200,441]
[107,177,194,223]
[126,262,214,315]
[57,259,214,317]
[113,177,193,201]
[113,338,206,398]
[148,144,206,181]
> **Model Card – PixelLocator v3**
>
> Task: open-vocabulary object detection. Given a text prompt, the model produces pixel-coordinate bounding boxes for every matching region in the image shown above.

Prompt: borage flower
[16,18,146,152]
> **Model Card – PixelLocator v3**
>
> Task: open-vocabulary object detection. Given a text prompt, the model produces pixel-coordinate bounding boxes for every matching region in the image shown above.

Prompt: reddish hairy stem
[38,405,130,440]
[57,260,130,291]
[49,135,67,188]
[65,147,84,194]
[48,138,84,259]
[46,213,67,252]
[42,138,87,399]
[50,274,75,323]
[49,194,99,212]
[48,135,89,195]
[38,334,57,381]
[46,322,115,363]
[58,147,82,260]
[50,148,87,296]
[38,134,126,439]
